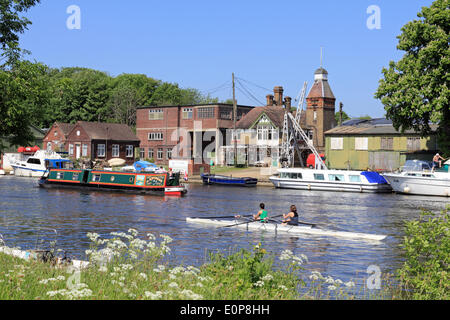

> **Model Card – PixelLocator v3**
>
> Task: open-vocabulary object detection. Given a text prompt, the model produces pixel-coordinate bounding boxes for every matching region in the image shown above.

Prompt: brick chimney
[284,96,292,109]
[266,94,274,106]
[274,86,284,107]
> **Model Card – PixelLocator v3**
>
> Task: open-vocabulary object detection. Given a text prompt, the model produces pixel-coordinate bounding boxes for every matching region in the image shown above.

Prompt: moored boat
[269,168,392,193]
[11,150,71,177]
[201,173,258,187]
[382,160,450,197]
[186,217,387,242]
[39,168,187,196]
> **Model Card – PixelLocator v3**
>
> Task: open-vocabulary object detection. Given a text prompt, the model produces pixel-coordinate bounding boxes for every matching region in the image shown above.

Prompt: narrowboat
[201,173,258,187]
[38,168,187,196]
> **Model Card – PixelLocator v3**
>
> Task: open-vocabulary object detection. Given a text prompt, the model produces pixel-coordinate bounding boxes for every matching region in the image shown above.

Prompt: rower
[282,205,299,226]
[253,203,268,223]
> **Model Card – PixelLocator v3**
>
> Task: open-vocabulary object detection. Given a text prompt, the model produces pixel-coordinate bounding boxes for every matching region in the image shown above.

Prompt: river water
[0,176,448,295]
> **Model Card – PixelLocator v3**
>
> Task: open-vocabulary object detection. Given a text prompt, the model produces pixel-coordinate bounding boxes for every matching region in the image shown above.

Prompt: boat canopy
[133,161,159,172]
[401,160,432,172]
[361,171,388,184]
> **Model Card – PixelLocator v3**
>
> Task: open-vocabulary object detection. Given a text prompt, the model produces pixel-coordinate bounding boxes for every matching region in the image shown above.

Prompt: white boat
[269,168,392,193]
[382,160,450,197]
[11,150,72,177]
[186,217,387,241]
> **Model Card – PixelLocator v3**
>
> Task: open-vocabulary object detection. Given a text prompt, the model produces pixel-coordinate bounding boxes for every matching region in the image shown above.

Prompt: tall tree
[0,0,40,68]
[375,0,450,155]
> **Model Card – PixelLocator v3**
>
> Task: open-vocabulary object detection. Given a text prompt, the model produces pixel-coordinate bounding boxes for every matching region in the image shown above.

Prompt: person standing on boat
[282,205,299,226]
[253,203,268,223]
[432,153,445,170]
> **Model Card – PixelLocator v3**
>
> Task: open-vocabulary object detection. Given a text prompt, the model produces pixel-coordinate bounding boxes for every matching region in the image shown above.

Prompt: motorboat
[382,160,450,197]
[269,168,392,193]
[11,150,72,177]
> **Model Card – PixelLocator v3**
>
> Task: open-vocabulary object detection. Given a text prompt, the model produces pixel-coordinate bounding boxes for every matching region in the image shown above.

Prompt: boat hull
[383,173,450,197]
[11,165,46,177]
[186,218,386,241]
[201,174,258,187]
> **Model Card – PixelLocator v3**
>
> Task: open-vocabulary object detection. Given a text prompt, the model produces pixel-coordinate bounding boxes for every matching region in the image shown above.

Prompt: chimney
[274,86,284,107]
[284,96,292,109]
[266,94,274,106]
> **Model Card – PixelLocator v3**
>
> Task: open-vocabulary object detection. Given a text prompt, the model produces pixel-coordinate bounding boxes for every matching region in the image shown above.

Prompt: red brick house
[136,103,254,165]
[65,121,140,165]
[43,122,75,152]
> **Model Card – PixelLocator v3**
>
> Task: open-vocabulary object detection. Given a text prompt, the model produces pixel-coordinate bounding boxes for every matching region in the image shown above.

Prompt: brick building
[64,121,140,165]
[43,122,75,152]
[136,103,254,165]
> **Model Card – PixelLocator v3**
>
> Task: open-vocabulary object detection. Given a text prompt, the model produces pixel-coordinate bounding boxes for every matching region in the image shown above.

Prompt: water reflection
[0,176,448,294]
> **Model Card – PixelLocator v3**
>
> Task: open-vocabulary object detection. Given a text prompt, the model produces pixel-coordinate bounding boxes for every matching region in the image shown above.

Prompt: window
[157,148,163,160]
[166,148,172,160]
[330,137,343,150]
[82,144,88,157]
[69,144,74,156]
[56,172,64,179]
[140,148,145,159]
[148,132,164,141]
[407,137,421,151]
[257,125,277,141]
[148,148,154,159]
[27,158,41,165]
[148,109,163,120]
[289,173,302,179]
[197,107,215,119]
[219,107,232,120]
[112,144,120,157]
[182,108,193,119]
[328,174,345,182]
[97,144,105,157]
[355,137,368,150]
[380,137,393,150]
[126,145,134,158]
[92,174,101,182]
[314,173,325,181]
[73,173,79,181]
[349,175,361,182]
[47,142,52,151]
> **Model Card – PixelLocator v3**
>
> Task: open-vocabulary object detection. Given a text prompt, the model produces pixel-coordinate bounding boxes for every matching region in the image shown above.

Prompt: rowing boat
[185,218,387,241]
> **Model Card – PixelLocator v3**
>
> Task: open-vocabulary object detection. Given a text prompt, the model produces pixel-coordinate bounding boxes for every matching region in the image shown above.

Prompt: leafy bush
[397,207,449,300]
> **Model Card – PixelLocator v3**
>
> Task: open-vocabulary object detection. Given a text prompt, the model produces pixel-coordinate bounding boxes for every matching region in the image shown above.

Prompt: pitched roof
[75,121,139,141]
[325,118,439,135]
[307,79,335,99]
[236,106,286,129]
[55,122,76,136]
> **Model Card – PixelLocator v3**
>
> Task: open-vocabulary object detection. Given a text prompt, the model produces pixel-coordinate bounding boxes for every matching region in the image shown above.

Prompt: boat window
[92,174,101,182]
[407,173,417,177]
[280,172,289,179]
[289,173,302,179]
[349,175,361,182]
[328,174,345,182]
[56,172,64,179]
[313,173,325,181]
[27,158,41,165]
[72,173,79,181]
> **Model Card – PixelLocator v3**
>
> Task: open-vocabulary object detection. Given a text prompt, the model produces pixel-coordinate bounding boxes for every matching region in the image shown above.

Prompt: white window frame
[148,132,164,141]
[82,144,88,157]
[355,137,368,150]
[157,148,163,160]
[182,108,193,119]
[148,109,164,120]
[126,145,134,158]
[69,144,74,156]
[112,144,120,157]
[97,144,106,157]
[330,137,343,150]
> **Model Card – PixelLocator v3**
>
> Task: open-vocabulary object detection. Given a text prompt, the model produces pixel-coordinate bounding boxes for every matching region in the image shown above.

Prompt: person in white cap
[432,153,445,171]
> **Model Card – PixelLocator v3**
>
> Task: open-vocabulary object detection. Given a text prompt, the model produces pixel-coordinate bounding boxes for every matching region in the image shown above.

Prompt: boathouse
[324,118,439,171]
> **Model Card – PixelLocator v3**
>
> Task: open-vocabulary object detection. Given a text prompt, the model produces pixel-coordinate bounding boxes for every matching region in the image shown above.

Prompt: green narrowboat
[38,169,187,196]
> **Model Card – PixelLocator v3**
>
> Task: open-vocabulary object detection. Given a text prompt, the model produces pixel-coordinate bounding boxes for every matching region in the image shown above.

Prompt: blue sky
[20,0,434,118]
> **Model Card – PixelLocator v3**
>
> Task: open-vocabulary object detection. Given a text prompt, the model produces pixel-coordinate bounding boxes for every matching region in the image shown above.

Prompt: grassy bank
[1,207,448,300]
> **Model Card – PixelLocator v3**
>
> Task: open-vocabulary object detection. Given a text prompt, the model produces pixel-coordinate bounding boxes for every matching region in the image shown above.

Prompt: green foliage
[0,0,40,68]
[335,111,351,124]
[375,0,450,156]
[397,207,450,300]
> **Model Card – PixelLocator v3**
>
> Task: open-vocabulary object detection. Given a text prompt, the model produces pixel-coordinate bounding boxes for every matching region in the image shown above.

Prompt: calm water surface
[0,176,448,291]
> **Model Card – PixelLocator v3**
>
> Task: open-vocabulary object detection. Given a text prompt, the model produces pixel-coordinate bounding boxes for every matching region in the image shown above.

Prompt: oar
[220,214,285,228]
[268,218,317,227]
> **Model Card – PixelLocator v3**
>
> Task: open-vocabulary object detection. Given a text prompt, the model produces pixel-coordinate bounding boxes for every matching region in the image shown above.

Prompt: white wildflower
[139,273,147,280]
[345,281,355,288]
[253,280,264,287]
[144,291,163,300]
[168,282,179,288]
[328,285,337,291]
[262,274,274,281]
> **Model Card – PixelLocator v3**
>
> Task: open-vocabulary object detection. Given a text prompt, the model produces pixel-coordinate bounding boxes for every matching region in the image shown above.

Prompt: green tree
[375,0,450,156]
[0,0,40,68]
[0,61,50,151]
[335,111,351,125]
